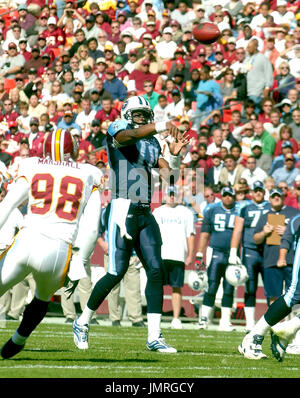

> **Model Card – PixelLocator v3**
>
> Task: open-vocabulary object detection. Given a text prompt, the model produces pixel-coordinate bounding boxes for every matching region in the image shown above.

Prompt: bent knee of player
[146,267,165,284]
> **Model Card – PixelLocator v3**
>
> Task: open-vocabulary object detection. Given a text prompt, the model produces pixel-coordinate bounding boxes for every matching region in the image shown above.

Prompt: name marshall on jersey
[38,158,80,169]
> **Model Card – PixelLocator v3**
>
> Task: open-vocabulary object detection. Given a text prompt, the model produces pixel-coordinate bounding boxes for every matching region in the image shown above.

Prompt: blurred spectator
[165,89,184,120]
[143,80,160,109]
[219,154,246,186]
[246,40,273,110]
[272,153,299,187]
[195,65,223,122]
[289,108,300,143]
[104,66,127,101]
[277,181,298,209]
[207,129,231,156]
[241,155,268,186]
[205,152,223,187]
[95,97,120,123]
[253,121,276,156]
[274,125,298,156]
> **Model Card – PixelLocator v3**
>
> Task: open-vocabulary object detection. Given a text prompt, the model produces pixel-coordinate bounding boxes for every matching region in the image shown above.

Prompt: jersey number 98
[31,173,83,221]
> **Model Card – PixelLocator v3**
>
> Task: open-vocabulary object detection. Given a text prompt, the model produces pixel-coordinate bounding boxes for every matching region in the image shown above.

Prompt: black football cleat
[1,338,25,359]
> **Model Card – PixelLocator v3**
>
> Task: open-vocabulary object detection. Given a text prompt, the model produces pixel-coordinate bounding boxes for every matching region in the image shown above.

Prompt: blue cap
[252,181,265,191]
[270,188,283,197]
[221,186,235,196]
[282,140,293,149]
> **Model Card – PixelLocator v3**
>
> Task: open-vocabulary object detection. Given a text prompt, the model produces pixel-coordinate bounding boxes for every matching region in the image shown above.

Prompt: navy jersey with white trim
[281,213,300,252]
[239,201,271,250]
[106,120,161,204]
[201,202,241,252]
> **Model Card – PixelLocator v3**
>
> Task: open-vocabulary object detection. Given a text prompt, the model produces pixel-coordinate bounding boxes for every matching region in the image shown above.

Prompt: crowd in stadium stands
[0,0,300,325]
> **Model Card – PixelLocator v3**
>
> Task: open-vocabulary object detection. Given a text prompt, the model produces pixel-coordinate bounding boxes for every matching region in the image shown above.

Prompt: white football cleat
[197,317,208,330]
[238,334,267,360]
[218,321,236,332]
[146,334,177,353]
[73,318,89,350]
[171,318,182,329]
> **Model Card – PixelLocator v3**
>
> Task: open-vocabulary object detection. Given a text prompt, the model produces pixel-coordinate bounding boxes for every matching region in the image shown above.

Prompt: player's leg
[74,216,134,349]
[123,256,144,326]
[1,231,67,359]
[238,261,300,360]
[77,265,99,325]
[134,212,176,353]
[219,255,235,331]
[198,250,224,329]
[243,249,261,332]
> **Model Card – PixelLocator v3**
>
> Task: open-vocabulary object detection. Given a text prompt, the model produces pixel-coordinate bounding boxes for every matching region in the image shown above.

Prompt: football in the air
[192,22,221,44]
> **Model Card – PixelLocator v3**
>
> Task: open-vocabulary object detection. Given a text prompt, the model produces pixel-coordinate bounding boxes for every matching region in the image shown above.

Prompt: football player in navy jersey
[196,186,241,331]
[229,181,271,332]
[73,96,189,353]
[238,189,300,360]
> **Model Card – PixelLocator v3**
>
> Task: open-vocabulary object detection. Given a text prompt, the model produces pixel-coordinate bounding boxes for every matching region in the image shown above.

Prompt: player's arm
[0,178,29,230]
[229,215,244,265]
[277,223,293,267]
[114,121,181,146]
[196,232,210,260]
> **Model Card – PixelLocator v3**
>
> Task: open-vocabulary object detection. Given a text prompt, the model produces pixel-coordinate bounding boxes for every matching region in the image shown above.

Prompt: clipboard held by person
[266,214,285,245]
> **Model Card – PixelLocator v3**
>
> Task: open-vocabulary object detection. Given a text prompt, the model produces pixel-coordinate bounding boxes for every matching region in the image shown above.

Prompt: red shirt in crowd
[95,108,120,123]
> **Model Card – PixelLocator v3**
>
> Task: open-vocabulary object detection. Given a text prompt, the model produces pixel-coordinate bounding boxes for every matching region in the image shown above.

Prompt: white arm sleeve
[0,178,28,230]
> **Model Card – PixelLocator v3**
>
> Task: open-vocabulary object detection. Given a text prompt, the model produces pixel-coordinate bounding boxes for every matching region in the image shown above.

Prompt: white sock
[249,315,270,337]
[244,307,255,329]
[147,313,161,342]
[220,307,232,325]
[12,331,27,346]
[200,305,213,321]
[77,306,94,326]
[290,329,300,345]
[285,316,300,335]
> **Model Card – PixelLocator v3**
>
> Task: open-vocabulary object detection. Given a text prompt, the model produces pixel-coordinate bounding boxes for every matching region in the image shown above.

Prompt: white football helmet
[121,95,154,126]
[187,270,208,291]
[225,264,248,287]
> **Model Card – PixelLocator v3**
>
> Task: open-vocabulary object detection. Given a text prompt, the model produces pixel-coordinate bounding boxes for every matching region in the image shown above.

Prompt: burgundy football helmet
[43,129,78,161]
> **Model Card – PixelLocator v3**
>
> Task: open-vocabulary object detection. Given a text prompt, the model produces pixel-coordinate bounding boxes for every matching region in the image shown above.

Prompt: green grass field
[0,320,300,379]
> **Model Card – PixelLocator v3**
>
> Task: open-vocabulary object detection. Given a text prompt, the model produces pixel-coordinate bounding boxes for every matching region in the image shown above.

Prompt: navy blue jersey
[201,202,240,252]
[254,205,300,267]
[106,119,161,204]
[281,213,300,253]
[239,201,271,249]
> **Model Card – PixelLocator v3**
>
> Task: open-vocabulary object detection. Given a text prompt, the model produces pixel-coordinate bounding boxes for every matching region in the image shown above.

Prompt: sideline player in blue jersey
[238,193,300,360]
[196,186,240,331]
[229,181,271,332]
[73,96,189,353]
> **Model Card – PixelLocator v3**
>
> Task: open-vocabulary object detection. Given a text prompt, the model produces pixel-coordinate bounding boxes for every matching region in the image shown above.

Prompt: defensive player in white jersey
[0,129,102,359]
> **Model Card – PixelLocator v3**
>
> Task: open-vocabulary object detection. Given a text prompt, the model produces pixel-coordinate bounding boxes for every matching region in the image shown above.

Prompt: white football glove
[228,248,242,265]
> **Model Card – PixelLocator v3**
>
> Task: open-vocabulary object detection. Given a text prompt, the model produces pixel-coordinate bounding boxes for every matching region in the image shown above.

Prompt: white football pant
[0,228,71,302]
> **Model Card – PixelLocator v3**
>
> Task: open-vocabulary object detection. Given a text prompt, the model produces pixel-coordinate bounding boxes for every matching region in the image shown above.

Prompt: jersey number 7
[31,173,83,221]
